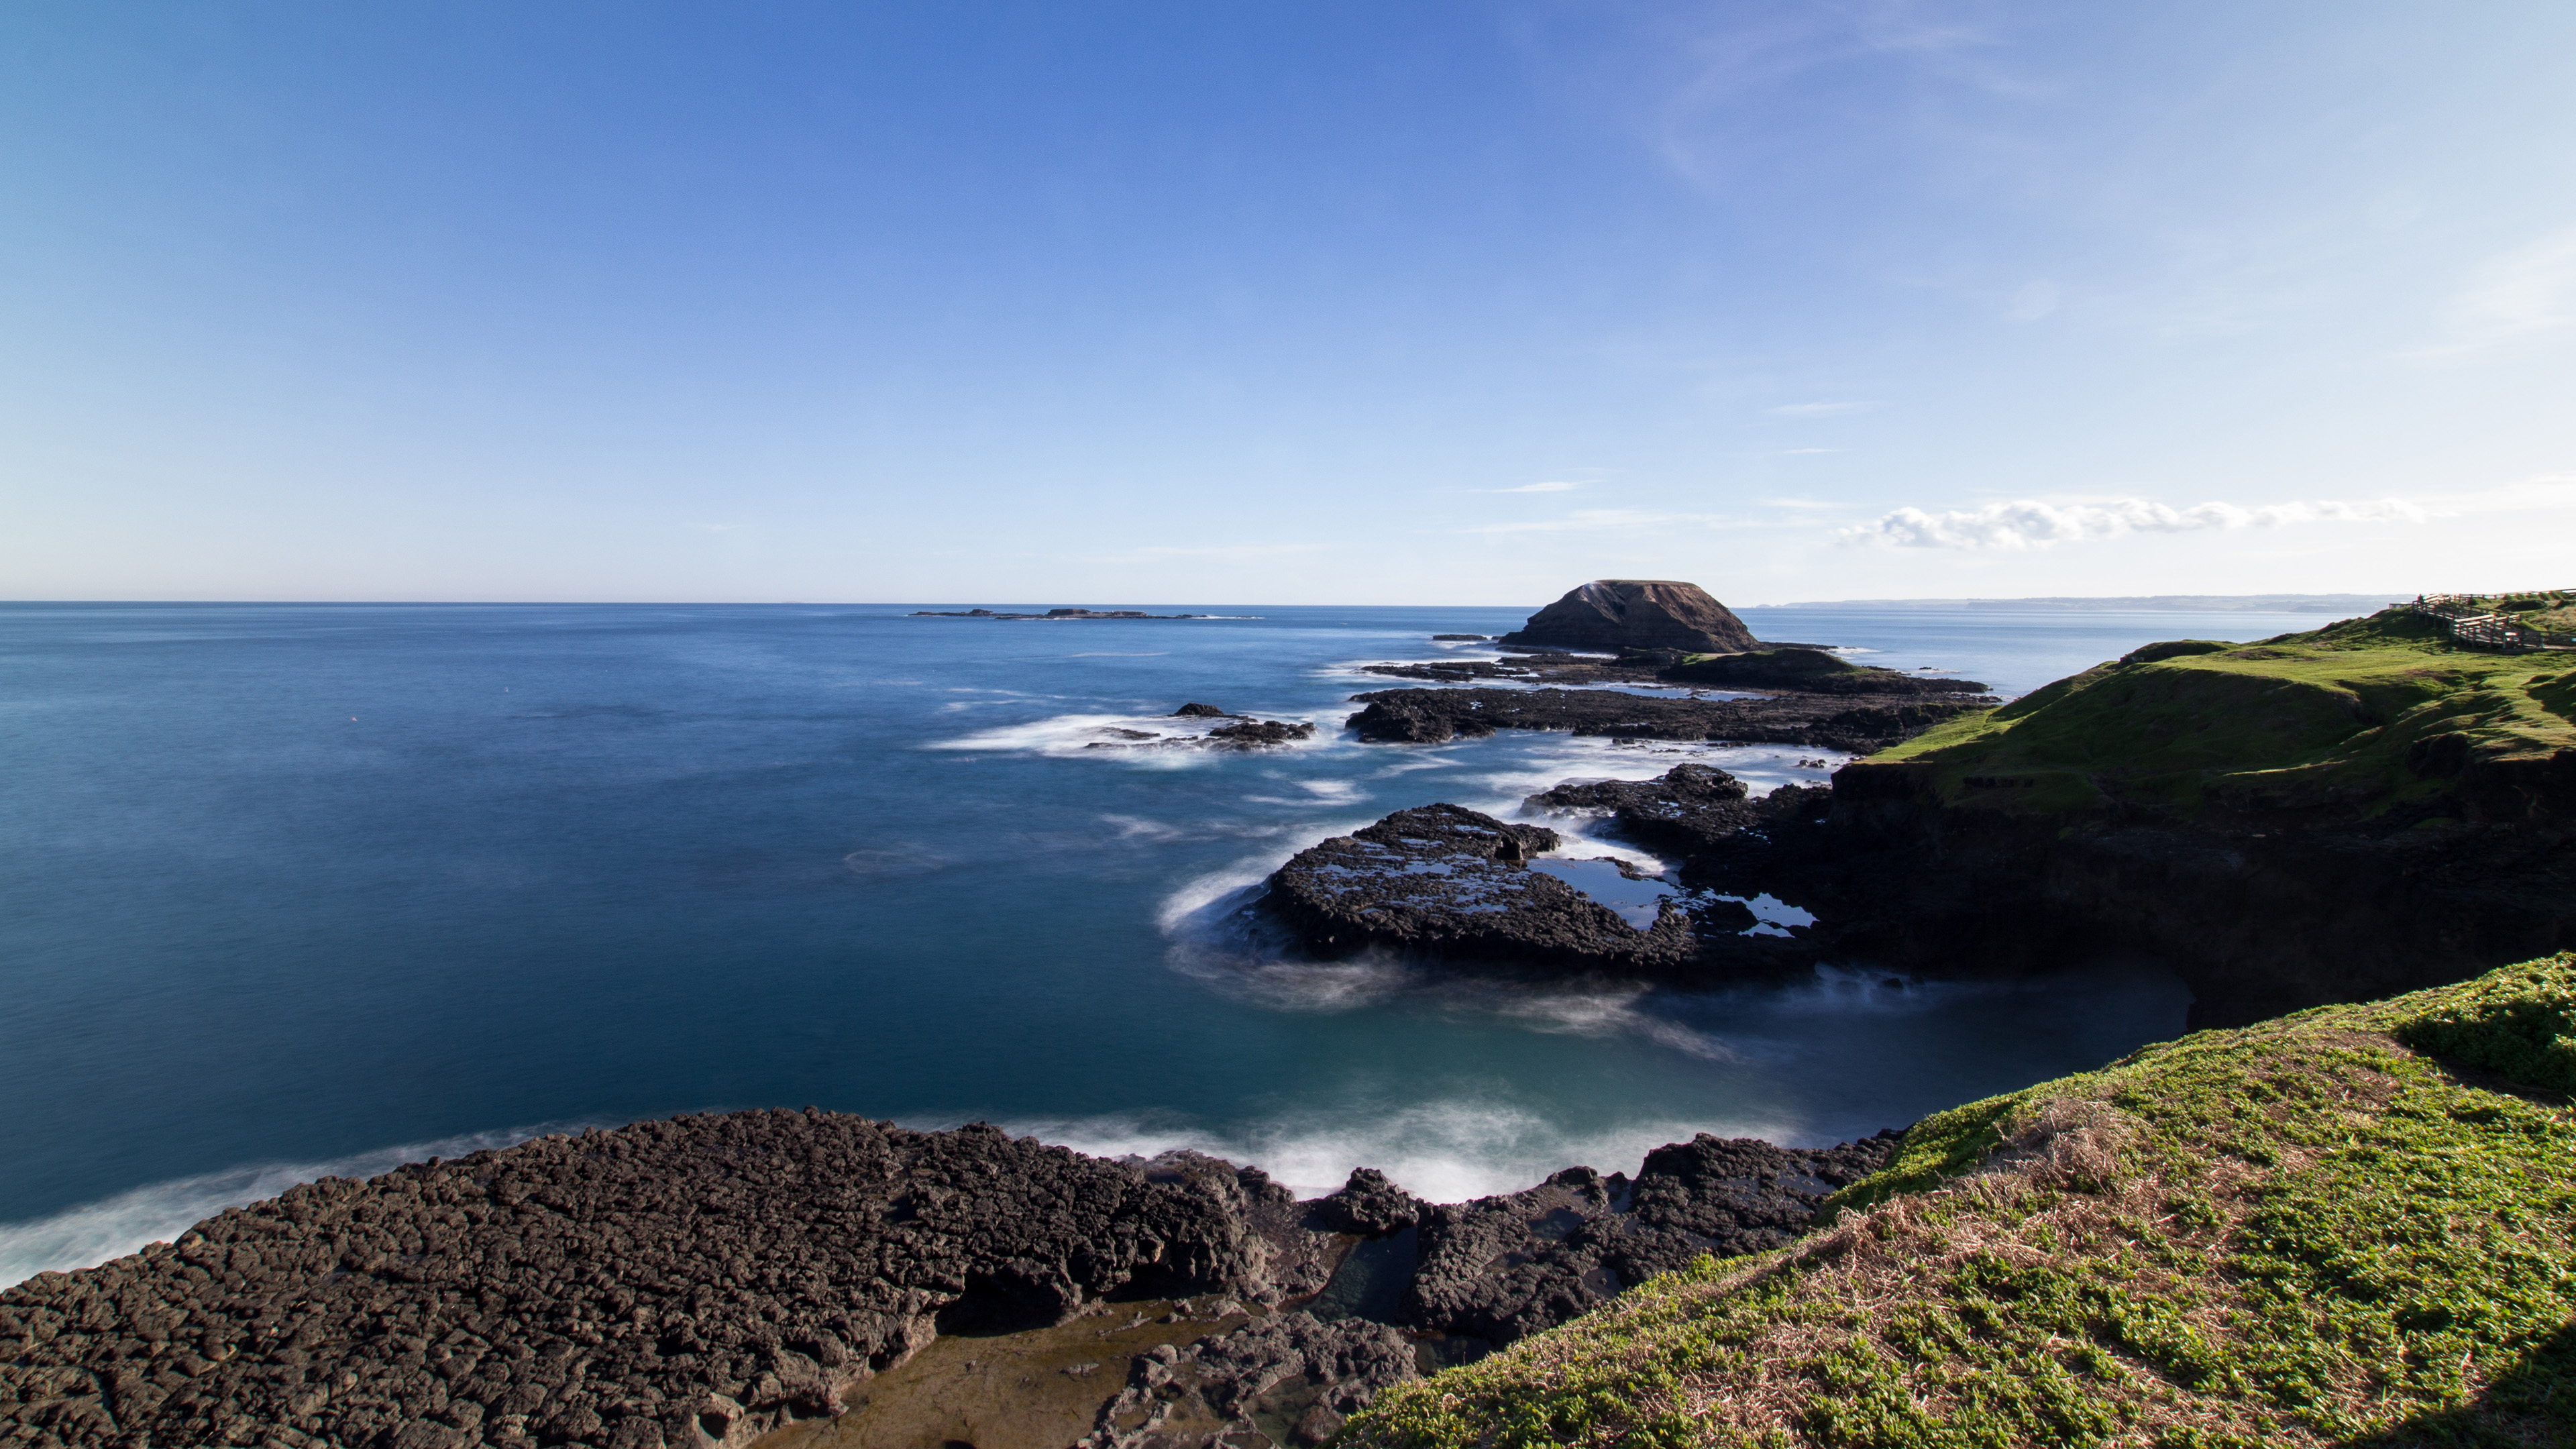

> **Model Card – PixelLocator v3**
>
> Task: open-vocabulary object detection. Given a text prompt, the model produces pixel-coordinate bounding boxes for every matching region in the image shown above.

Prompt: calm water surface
[0,602,2335,1284]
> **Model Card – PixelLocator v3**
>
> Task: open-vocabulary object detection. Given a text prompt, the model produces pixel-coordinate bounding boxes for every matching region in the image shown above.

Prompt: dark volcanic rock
[1206,720,1317,747]
[1660,647,1990,696]
[1256,804,1702,973]
[0,1113,1271,1449]
[1347,686,1992,753]
[1399,1132,1900,1347]
[1525,763,1833,859]
[1501,580,1760,654]
[1309,1169,1426,1238]
[1079,1311,1417,1448]
[1173,702,1230,717]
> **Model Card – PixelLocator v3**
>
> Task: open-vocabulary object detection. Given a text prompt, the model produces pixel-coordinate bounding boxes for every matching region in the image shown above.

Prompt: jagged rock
[1256,805,1703,974]
[1399,1132,1901,1347]
[0,1114,1269,1449]
[1309,1169,1425,1237]
[1173,702,1230,718]
[1525,763,1832,859]
[1501,581,1762,654]
[1346,687,1992,753]
[1206,720,1316,747]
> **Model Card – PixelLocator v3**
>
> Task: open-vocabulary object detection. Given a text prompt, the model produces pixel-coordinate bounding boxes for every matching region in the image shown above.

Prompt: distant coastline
[1745,592,2402,613]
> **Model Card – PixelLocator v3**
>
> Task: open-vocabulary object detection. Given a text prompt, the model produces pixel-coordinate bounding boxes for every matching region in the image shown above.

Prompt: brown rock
[1501,580,1760,654]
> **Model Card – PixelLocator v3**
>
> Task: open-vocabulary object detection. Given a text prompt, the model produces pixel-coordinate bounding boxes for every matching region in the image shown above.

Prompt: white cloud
[1841,496,2427,550]
[1493,480,1582,493]
[1767,400,1878,417]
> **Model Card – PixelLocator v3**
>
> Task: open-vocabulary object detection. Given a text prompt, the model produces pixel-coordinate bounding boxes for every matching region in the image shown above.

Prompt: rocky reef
[1254,804,1705,975]
[1344,686,1990,753]
[1081,705,1316,752]
[0,1111,1896,1449]
[1499,580,1759,654]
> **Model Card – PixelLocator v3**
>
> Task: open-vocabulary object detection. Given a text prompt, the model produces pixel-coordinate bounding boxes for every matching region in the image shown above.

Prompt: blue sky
[4,1,2572,604]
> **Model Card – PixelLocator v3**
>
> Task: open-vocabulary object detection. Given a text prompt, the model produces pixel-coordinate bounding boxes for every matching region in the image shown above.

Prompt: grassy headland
[1339,954,2576,1448]
[1855,608,2576,822]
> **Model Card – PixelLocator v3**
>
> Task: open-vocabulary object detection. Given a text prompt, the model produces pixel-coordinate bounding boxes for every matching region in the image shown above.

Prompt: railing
[2404,594,2576,651]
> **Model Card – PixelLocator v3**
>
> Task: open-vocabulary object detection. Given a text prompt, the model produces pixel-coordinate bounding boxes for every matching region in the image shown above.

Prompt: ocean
[0,602,2336,1287]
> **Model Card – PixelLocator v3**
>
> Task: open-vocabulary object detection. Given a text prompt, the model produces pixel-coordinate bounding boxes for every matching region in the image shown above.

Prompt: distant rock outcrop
[1501,581,1760,655]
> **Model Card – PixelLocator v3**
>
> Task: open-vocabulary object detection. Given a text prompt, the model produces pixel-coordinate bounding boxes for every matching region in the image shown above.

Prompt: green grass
[1337,955,2576,1449]
[1857,608,2576,820]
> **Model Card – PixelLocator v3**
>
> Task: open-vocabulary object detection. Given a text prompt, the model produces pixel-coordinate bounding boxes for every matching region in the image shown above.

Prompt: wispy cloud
[1492,480,1582,493]
[1841,496,2426,549]
[1767,400,1878,417]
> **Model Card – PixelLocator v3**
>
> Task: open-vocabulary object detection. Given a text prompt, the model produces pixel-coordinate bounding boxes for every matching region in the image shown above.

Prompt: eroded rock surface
[1401,1132,1902,1350]
[1079,1313,1417,1449]
[0,1114,1268,1449]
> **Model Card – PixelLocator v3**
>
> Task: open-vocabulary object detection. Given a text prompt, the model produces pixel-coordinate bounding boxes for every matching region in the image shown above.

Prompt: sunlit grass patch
[1338,955,2576,1448]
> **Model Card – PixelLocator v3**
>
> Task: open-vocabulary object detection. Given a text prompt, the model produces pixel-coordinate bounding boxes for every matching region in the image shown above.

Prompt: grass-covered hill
[1338,954,2576,1448]
[1856,608,2575,824]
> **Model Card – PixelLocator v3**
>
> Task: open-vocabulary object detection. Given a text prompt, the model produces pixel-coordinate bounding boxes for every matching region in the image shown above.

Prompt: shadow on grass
[2340,1318,2576,1447]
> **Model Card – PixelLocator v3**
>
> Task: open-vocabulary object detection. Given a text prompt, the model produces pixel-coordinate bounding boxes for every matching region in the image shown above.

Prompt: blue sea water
[0,602,2337,1287]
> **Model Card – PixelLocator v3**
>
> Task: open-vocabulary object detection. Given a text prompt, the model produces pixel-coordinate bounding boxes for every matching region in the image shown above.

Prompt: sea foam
[0,1124,578,1290]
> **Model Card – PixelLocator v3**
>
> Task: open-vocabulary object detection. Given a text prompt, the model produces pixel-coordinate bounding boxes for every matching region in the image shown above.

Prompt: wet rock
[1077,1312,1416,1449]
[1346,687,1992,753]
[1173,702,1230,718]
[1256,805,1703,975]
[1525,763,1832,859]
[1205,720,1316,747]
[1500,580,1761,654]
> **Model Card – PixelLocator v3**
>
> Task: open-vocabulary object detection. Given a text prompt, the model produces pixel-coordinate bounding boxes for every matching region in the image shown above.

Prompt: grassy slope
[1858,609,2576,818]
[1340,955,2576,1449]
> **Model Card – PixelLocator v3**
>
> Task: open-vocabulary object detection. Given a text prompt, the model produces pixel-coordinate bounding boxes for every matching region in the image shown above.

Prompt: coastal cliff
[1340,954,2576,1448]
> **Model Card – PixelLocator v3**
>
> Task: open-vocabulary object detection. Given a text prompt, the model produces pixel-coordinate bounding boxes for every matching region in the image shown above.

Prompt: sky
[3,1,2573,606]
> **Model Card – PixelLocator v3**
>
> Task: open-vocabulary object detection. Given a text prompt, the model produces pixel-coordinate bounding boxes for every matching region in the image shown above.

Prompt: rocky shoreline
[1344,685,1990,753]
[0,1114,1894,1449]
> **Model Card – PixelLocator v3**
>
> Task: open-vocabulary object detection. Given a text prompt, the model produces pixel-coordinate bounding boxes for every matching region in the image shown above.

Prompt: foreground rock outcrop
[0,1114,1269,1449]
[0,1108,1901,1449]
[1499,581,1760,654]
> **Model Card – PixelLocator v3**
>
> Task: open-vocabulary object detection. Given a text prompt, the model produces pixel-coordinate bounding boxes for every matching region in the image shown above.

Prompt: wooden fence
[2404,594,2576,652]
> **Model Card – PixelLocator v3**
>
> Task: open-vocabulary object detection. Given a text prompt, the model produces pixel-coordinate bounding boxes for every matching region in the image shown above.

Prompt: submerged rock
[1500,580,1762,654]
